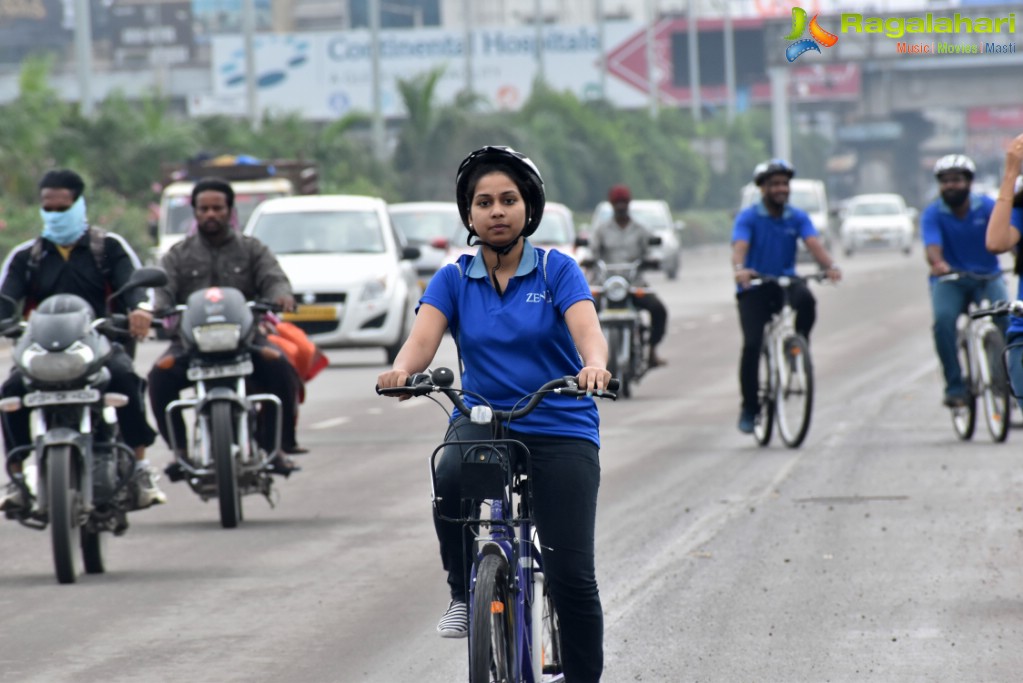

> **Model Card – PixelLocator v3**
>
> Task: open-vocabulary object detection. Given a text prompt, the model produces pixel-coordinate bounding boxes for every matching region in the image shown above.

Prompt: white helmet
[933,154,976,179]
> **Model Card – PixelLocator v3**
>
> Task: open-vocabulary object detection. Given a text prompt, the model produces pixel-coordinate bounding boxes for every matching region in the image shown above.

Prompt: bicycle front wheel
[951,336,976,441]
[539,577,563,677]
[980,328,1010,443]
[775,335,814,448]
[470,554,515,683]
[754,345,774,446]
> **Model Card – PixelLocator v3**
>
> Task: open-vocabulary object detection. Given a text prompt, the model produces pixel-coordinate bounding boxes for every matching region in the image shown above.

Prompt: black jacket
[0,228,147,320]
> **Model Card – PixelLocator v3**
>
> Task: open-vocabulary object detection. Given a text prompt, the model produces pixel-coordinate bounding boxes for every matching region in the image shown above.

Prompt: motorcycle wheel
[211,401,242,528]
[48,445,80,584]
[607,326,632,399]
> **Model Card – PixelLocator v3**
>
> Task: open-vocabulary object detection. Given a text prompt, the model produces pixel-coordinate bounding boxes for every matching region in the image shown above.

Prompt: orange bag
[267,321,328,384]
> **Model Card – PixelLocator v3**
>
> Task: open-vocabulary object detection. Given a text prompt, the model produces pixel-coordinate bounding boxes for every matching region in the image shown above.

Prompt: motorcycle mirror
[107,267,169,304]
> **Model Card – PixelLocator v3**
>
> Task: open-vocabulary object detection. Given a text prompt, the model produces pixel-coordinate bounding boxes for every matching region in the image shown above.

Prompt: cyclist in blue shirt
[731,159,841,433]
[984,137,1023,408]
[922,154,1008,408]
[377,146,610,683]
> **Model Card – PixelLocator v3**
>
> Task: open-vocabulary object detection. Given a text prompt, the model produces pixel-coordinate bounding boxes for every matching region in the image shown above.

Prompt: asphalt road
[2,244,1023,682]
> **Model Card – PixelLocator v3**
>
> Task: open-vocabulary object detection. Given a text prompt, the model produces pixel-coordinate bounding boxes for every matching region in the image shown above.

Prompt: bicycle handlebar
[936,271,1004,283]
[376,367,619,420]
[970,300,1023,319]
[748,272,830,287]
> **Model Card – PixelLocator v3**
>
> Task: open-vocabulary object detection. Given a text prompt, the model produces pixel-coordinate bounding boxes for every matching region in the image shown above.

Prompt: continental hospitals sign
[199,24,647,119]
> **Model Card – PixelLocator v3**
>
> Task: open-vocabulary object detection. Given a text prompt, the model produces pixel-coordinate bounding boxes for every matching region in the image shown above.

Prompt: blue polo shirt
[731,201,818,288]
[1008,208,1023,335]
[921,193,1000,279]
[419,241,601,446]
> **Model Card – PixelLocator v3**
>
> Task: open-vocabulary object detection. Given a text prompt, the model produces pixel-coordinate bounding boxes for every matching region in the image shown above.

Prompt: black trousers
[2,343,157,454]
[435,416,604,683]
[736,281,816,414]
[147,338,301,453]
[635,293,668,347]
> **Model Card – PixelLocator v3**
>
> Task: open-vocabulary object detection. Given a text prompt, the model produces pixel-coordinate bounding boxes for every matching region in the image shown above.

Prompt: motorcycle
[159,286,285,529]
[0,266,169,584]
[587,255,659,399]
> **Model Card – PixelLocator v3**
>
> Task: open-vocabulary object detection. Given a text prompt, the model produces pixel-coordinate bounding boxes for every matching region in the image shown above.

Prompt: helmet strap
[468,233,522,296]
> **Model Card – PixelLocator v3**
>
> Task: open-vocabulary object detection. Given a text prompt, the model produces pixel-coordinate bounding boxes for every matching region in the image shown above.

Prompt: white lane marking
[310,416,351,430]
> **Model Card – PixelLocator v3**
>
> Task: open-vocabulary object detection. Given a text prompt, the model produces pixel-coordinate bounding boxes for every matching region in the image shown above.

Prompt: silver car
[590,199,683,279]
[388,201,462,288]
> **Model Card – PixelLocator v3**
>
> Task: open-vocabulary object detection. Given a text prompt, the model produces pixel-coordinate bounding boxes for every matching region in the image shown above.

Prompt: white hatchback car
[839,193,916,257]
[244,195,421,363]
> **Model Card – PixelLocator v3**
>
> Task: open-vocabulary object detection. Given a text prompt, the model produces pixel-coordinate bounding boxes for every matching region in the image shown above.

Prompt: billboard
[0,0,71,63]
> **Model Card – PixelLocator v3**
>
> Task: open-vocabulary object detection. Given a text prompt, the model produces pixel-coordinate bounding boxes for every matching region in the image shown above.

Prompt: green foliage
[0,62,792,262]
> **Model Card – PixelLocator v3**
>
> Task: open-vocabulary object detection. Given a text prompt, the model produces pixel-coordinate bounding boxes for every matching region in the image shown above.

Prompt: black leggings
[736,281,816,414]
[434,416,604,683]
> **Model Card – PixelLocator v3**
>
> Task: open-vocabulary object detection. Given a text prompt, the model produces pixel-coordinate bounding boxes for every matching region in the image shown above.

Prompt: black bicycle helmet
[753,158,796,186]
[455,145,546,238]
[933,154,976,179]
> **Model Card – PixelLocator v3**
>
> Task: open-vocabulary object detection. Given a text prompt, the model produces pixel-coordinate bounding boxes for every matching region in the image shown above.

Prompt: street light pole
[687,0,701,123]
[596,0,606,100]
[463,0,473,94]
[723,0,736,122]
[72,0,94,116]
[242,0,257,126]
[535,0,545,82]
[646,0,658,119]
[369,0,385,161]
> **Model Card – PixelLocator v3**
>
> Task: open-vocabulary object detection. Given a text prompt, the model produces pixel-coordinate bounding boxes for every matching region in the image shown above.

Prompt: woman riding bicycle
[376,145,611,682]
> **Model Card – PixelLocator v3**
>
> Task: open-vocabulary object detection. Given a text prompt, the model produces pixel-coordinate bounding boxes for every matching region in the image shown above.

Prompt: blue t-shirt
[1008,207,1023,335]
[921,193,1001,279]
[419,241,601,446]
[731,201,818,290]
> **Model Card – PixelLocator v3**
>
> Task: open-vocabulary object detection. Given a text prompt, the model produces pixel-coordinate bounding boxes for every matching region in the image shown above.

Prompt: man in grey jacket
[589,184,669,367]
[148,177,304,476]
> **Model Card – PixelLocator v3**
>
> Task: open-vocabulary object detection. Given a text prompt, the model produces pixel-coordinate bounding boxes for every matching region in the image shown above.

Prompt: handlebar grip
[607,378,620,392]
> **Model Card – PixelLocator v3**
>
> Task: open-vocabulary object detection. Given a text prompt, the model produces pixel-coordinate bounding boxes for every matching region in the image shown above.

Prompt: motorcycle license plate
[23,388,101,407]
[599,310,638,323]
[187,359,254,381]
[283,304,338,322]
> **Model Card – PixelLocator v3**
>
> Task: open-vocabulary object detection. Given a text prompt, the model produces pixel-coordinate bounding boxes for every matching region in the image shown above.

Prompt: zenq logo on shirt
[525,292,551,303]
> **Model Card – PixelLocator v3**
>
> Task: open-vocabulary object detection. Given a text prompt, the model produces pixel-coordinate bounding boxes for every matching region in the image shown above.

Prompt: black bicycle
[377,368,617,682]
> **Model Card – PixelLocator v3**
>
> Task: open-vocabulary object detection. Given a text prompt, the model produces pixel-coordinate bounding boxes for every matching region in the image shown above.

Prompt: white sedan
[839,193,917,257]
[244,195,421,363]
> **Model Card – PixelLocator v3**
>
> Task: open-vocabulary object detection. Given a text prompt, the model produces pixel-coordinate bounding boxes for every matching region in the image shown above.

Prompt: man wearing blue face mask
[0,169,166,514]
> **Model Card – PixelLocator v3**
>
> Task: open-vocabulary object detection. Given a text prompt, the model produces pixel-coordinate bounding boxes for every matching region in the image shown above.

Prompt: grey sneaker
[134,465,168,509]
[0,481,25,512]
[436,599,468,639]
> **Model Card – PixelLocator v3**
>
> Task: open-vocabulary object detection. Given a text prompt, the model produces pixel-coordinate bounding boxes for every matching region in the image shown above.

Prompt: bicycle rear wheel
[470,554,515,683]
[776,335,814,448]
[980,328,1010,443]
[951,336,976,441]
[753,345,774,446]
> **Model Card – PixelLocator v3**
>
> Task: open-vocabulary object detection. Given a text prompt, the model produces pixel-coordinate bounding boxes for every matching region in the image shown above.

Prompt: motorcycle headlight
[21,341,94,383]
[359,277,387,302]
[604,276,630,304]
[192,324,242,353]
